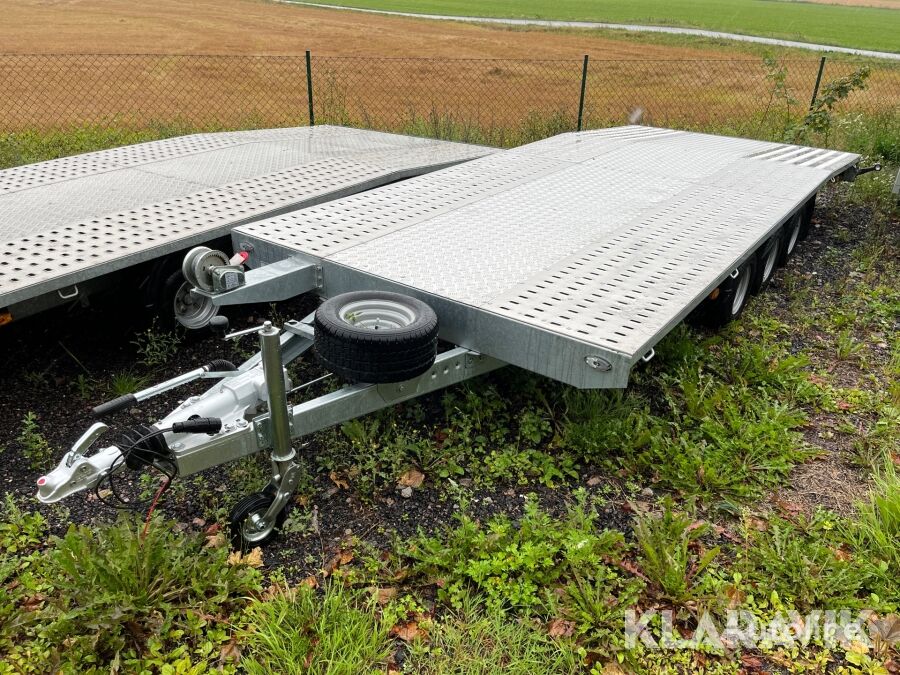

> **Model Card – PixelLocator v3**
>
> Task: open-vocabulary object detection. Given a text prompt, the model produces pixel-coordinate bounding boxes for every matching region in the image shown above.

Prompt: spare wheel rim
[339,298,418,330]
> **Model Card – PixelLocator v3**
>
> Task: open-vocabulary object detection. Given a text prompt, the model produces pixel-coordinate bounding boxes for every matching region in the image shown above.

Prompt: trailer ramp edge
[0,126,494,315]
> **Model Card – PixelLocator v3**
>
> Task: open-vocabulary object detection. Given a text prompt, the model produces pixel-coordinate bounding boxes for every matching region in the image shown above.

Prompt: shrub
[403,493,628,613]
[17,412,54,471]
[634,499,718,603]
[43,515,262,668]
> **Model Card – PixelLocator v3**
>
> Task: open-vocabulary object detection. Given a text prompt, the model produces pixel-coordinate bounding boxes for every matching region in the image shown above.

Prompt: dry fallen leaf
[219,638,241,664]
[609,557,650,583]
[749,517,769,532]
[390,620,421,642]
[725,584,746,610]
[20,594,46,612]
[244,547,264,568]
[375,587,398,605]
[774,498,804,517]
[547,618,575,638]
[832,546,853,562]
[300,575,319,589]
[398,469,425,489]
[322,549,354,576]
[329,470,349,490]
[205,532,227,549]
[739,653,765,671]
[228,547,264,568]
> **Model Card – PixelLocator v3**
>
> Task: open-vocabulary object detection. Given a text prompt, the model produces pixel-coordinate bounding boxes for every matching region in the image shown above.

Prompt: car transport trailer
[36,125,877,550]
[0,126,493,326]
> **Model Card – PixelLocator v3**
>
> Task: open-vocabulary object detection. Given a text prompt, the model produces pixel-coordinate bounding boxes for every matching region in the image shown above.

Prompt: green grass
[241,583,392,674]
[299,0,900,53]
[0,510,262,673]
[404,594,583,674]
[0,123,201,169]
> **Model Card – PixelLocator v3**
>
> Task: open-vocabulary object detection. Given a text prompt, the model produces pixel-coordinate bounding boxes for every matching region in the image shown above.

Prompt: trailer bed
[0,126,493,311]
[234,126,858,388]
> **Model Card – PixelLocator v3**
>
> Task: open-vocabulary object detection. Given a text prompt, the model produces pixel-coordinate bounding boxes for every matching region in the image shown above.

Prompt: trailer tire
[314,291,439,383]
[750,233,781,295]
[798,193,816,241]
[777,212,803,266]
[692,257,756,328]
[229,488,288,551]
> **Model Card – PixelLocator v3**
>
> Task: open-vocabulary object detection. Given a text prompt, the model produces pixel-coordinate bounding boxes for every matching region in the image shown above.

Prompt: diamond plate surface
[487,184,793,356]
[238,126,859,374]
[328,163,691,304]
[1,188,275,294]
[0,126,494,307]
[237,152,566,258]
[0,170,211,239]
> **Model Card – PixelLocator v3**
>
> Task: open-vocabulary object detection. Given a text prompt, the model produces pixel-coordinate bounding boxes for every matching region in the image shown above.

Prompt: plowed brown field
[1,0,897,133]
[0,0,757,58]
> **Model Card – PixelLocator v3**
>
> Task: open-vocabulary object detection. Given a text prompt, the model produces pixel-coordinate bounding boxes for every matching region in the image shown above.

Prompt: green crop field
[301,0,900,54]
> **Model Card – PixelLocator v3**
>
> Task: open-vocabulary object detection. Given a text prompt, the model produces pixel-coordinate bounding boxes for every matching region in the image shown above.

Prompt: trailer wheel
[749,233,781,295]
[692,258,756,328]
[167,271,219,329]
[229,488,288,551]
[798,193,816,241]
[777,212,803,266]
[314,291,439,383]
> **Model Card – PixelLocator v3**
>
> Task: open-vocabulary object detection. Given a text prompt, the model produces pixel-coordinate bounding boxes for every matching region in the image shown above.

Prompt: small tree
[789,66,870,145]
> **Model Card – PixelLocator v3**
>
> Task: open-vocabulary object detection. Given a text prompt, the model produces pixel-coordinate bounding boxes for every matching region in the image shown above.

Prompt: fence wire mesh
[0,53,897,149]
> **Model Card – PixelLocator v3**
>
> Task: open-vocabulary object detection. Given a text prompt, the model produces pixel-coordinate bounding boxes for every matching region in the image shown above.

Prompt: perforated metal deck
[0,126,493,309]
[235,126,859,389]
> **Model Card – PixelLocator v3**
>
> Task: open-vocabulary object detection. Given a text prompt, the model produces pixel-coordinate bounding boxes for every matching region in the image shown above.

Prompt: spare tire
[314,291,439,383]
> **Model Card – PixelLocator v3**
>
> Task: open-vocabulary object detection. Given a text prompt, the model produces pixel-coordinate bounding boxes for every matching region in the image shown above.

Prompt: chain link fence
[1,53,898,150]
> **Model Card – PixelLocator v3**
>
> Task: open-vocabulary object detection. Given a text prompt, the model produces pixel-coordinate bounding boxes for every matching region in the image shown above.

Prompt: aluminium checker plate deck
[235,125,859,389]
[0,126,494,309]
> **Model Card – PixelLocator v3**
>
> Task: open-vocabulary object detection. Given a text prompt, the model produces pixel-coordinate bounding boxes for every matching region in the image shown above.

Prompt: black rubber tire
[691,257,757,328]
[777,212,803,267]
[798,193,816,242]
[749,233,782,296]
[314,291,439,384]
[157,270,186,328]
[229,489,288,551]
[144,257,183,328]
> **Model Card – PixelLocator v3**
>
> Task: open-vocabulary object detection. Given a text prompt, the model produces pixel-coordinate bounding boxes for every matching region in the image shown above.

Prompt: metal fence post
[306,50,315,126]
[577,54,589,132]
[809,56,826,111]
